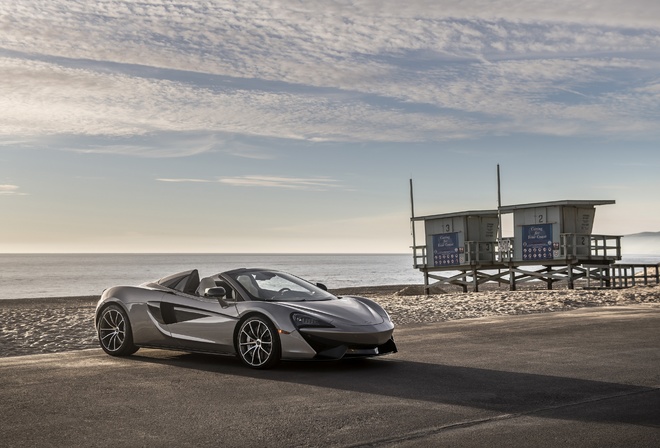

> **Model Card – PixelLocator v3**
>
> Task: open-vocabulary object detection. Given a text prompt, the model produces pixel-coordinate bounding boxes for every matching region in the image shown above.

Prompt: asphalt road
[2,305,659,447]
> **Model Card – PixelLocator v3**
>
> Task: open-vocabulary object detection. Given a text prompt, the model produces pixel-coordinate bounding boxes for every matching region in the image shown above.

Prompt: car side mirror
[205,287,229,308]
[316,283,328,291]
[205,286,226,297]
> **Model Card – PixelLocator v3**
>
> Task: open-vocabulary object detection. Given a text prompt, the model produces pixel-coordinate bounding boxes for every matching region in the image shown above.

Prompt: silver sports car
[95,268,397,369]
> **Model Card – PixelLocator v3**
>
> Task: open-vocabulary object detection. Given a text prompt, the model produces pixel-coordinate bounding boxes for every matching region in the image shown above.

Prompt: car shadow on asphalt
[129,350,660,428]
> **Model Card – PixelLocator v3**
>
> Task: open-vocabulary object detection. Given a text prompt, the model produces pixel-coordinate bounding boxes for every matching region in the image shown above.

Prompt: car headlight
[291,312,334,329]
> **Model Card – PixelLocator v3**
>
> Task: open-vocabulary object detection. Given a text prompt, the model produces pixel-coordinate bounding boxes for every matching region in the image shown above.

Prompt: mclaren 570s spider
[95,268,397,369]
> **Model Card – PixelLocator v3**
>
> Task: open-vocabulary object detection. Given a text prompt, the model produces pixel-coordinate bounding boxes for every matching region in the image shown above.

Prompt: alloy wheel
[97,305,138,356]
[237,317,279,368]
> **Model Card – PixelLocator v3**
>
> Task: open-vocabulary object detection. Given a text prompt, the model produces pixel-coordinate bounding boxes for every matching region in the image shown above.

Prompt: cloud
[157,175,343,190]
[1,0,659,154]
[219,175,342,190]
[156,178,213,183]
[0,56,472,142]
[0,184,27,196]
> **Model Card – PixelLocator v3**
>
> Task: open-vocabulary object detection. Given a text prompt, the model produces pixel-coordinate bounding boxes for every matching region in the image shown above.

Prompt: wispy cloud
[1,0,659,155]
[156,178,213,183]
[0,184,27,196]
[157,175,342,190]
[219,176,341,190]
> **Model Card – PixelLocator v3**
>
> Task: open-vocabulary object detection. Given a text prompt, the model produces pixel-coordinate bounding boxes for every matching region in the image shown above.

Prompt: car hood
[280,296,385,326]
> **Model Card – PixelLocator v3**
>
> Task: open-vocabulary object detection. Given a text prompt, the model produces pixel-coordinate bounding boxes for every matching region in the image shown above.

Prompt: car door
[155,290,240,354]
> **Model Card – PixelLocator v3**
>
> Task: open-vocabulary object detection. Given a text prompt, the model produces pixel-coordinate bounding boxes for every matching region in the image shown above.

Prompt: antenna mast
[497,165,503,256]
[410,178,416,248]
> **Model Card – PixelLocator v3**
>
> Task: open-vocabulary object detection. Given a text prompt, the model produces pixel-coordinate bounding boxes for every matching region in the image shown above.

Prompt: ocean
[0,253,422,300]
[1,253,658,301]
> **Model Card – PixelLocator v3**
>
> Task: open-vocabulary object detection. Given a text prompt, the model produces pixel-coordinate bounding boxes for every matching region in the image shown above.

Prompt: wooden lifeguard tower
[412,209,505,292]
[497,200,621,290]
[411,191,624,292]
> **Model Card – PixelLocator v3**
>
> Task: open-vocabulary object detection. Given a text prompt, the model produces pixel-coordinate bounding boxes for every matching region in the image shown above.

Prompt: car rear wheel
[236,316,281,369]
[98,304,138,356]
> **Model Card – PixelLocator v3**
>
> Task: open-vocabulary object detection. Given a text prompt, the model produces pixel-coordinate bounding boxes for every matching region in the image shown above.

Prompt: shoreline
[1,285,659,358]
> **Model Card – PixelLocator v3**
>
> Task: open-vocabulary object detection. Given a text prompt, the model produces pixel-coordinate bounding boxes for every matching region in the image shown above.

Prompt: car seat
[237,275,260,298]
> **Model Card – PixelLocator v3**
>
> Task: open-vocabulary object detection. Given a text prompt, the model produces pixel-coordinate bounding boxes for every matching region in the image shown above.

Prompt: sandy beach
[1,285,659,358]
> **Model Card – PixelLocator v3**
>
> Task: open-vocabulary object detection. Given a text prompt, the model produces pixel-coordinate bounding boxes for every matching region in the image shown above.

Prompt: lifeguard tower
[412,197,623,292]
[412,209,504,292]
[498,200,621,290]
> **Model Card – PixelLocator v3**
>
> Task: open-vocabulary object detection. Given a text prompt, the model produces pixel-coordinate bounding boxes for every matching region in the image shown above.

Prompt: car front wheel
[97,304,139,356]
[236,315,281,369]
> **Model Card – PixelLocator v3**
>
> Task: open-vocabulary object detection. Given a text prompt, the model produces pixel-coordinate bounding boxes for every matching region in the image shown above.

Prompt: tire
[97,304,139,356]
[236,315,281,369]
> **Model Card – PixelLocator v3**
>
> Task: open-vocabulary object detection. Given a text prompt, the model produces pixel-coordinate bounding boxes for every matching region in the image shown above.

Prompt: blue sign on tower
[432,232,460,266]
[522,224,553,261]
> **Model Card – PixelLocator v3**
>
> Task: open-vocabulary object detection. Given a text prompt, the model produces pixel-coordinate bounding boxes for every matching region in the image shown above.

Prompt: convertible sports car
[95,268,397,369]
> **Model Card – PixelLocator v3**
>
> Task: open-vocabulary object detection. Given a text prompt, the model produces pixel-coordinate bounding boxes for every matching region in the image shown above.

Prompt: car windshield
[226,270,335,302]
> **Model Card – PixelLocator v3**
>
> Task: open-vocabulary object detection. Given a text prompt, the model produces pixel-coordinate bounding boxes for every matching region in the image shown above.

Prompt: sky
[1,0,659,254]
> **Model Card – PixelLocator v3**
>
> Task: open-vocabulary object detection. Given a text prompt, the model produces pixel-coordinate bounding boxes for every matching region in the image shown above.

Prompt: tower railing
[413,234,622,268]
[560,234,621,261]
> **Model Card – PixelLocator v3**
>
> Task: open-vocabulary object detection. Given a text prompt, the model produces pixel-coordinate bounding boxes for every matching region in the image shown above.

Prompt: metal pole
[410,179,417,266]
[497,165,503,260]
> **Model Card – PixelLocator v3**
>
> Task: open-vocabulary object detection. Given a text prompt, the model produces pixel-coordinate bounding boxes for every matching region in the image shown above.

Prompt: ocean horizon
[0,253,420,301]
[1,252,658,301]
